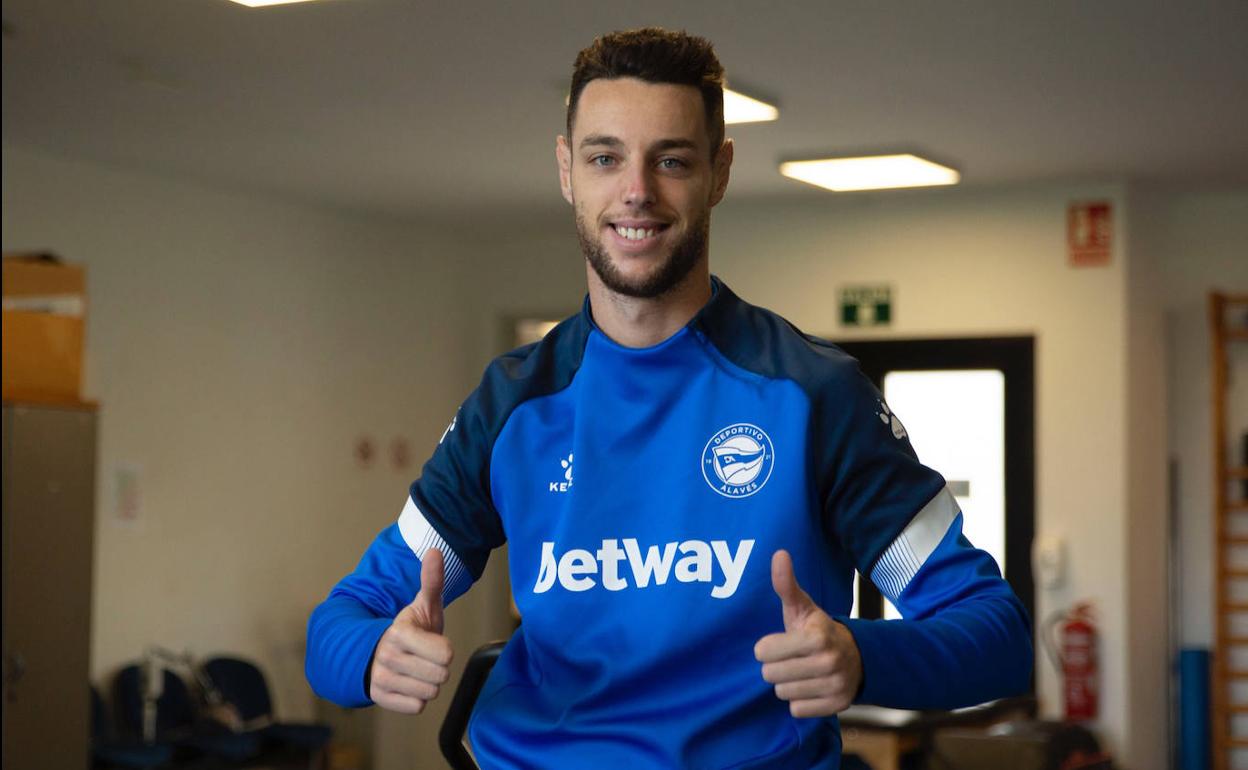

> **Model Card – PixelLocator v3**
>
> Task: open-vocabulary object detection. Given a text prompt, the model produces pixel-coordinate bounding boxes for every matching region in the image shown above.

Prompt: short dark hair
[567,28,726,157]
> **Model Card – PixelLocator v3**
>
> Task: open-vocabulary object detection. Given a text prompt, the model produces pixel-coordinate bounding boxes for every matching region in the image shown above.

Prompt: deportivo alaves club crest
[702,424,775,498]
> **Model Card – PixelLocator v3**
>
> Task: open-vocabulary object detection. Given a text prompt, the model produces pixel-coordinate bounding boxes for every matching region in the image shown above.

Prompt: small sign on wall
[112,463,143,527]
[841,285,892,327]
[1068,201,1113,267]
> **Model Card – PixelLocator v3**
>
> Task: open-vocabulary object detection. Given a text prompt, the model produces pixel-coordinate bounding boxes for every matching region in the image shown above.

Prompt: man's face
[557,77,732,299]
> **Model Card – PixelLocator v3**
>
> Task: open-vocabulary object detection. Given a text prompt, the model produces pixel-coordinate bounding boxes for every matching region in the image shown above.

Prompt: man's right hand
[368,548,454,713]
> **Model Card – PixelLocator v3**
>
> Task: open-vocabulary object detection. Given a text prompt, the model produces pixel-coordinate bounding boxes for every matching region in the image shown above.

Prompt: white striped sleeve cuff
[397,496,473,603]
[869,486,961,604]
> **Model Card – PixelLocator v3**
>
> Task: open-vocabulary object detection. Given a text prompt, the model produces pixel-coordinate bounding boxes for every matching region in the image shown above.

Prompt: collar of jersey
[580,275,735,355]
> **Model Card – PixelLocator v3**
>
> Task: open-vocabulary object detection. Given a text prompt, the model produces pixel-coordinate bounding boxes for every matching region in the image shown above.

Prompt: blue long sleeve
[306,597,392,707]
[305,523,433,707]
[841,518,1033,709]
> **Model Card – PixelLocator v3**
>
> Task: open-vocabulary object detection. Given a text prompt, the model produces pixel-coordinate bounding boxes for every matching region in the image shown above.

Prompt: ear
[556,135,574,206]
[709,138,734,207]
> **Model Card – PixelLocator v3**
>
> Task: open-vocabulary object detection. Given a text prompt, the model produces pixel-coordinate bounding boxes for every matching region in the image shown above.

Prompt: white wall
[1,145,514,769]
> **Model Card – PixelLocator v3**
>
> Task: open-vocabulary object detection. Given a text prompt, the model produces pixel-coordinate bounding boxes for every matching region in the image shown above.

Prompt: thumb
[409,548,446,633]
[771,550,815,629]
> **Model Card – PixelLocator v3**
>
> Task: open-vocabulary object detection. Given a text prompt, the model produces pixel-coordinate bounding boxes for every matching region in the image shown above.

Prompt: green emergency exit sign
[841,285,892,327]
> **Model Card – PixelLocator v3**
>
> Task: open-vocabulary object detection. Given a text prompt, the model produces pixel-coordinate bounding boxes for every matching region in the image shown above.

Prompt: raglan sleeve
[815,362,1032,709]
[305,383,507,707]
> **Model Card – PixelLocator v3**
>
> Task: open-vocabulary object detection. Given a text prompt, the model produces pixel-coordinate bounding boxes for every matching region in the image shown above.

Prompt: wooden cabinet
[2,402,97,770]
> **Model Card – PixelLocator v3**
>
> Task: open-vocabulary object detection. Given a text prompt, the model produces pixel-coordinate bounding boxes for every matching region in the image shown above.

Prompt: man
[307,27,1032,769]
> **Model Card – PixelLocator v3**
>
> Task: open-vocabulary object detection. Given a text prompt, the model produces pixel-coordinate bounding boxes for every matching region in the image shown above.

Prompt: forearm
[305,593,392,707]
[840,592,1033,709]
[305,524,425,707]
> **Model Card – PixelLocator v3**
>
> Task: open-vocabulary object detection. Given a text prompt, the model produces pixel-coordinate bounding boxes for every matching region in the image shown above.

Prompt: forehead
[572,77,708,150]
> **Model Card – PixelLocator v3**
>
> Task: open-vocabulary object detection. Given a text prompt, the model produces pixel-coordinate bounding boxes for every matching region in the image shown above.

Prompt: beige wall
[1123,186,1170,769]
[1,146,513,770]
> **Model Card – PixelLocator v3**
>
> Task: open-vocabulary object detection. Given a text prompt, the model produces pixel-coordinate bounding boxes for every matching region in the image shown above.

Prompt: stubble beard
[576,209,709,300]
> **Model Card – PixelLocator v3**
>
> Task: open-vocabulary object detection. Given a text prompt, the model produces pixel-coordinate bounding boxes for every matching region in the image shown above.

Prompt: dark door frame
[832,336,1036,632]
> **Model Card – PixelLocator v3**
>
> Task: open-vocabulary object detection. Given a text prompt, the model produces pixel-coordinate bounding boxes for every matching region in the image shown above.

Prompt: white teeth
[615,225,659,241]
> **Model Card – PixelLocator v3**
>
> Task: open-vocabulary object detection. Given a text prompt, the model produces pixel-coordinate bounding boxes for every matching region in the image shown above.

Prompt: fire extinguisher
[1043,602,1099,722]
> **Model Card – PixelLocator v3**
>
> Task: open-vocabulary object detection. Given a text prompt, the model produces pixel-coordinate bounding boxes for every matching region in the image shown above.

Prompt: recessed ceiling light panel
[780,154,960,192]
[723,89,778,125]
[228,0,324,7]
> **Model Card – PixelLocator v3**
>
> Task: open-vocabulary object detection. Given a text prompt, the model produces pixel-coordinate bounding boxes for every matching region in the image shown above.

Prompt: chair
[439,641,895,770]
[112,664,261,764]
[438,641,507,770]
[91,685,174,769]
[200,656,332,761]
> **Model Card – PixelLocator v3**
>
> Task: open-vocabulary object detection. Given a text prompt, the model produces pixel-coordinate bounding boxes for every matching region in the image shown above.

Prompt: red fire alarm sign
[1068,201,1113,267]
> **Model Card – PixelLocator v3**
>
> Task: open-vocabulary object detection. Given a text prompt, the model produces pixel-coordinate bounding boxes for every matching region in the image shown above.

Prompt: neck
[585,261,713,348]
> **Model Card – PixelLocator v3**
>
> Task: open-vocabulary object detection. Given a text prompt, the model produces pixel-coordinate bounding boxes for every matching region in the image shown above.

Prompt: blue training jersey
[306,277,1032,769]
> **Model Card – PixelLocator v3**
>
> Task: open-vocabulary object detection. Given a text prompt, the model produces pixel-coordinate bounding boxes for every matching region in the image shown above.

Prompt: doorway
[832,337,1036,631]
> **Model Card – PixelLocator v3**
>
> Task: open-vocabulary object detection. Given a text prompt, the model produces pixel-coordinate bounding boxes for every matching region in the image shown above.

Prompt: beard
[576,209,709,300]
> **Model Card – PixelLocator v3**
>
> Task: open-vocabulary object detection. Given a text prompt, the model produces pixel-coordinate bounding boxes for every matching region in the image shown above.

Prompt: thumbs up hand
[368,548,455,714]
[754,550,863,718]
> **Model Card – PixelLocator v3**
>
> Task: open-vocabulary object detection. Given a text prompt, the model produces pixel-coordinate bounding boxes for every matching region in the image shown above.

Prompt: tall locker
[2,402,97,770]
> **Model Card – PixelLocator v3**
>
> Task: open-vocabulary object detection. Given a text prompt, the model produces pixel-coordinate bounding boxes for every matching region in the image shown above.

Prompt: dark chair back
[91,684,177,769]
[113,665,196,741]
[201,657,273,723]
[439,640,507,770]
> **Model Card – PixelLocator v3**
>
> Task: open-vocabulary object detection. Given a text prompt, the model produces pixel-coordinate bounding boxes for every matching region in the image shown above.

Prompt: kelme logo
[702,423,774,498]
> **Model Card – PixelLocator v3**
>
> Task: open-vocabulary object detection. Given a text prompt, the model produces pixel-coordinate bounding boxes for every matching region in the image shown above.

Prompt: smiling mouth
[608,222,671,242]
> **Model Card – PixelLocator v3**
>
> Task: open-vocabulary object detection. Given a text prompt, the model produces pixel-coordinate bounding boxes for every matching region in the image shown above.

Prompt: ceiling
[3,0,1246,222]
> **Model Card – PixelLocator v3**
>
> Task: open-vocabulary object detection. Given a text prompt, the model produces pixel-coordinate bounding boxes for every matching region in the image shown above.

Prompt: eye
[589,154,616,168]
[658,157,688,170]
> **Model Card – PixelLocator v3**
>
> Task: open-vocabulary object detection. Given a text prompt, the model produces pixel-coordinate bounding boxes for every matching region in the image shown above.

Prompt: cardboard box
[2,255,87,402]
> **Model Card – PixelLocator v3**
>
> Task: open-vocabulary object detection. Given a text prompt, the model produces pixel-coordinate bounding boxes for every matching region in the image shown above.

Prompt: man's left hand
[754,549,863,717]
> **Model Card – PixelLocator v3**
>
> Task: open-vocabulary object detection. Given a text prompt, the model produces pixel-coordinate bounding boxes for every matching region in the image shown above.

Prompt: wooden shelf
[1,394,98,411]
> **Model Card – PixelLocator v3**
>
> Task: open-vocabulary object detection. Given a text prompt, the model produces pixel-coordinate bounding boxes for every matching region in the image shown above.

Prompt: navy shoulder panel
[694,279,946,574]
[410,308,591,579]
[694,279,864,390]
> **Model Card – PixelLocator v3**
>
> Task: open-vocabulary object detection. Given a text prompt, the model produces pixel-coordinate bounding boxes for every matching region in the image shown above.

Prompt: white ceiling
[3,0,1246,222]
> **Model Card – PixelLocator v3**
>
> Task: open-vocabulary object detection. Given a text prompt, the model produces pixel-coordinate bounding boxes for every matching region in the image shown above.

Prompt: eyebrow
[578,135,701,154]
[578,134,623,150]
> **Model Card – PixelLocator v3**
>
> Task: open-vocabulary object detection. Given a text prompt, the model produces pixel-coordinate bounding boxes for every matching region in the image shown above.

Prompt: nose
[621,164,655,208]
